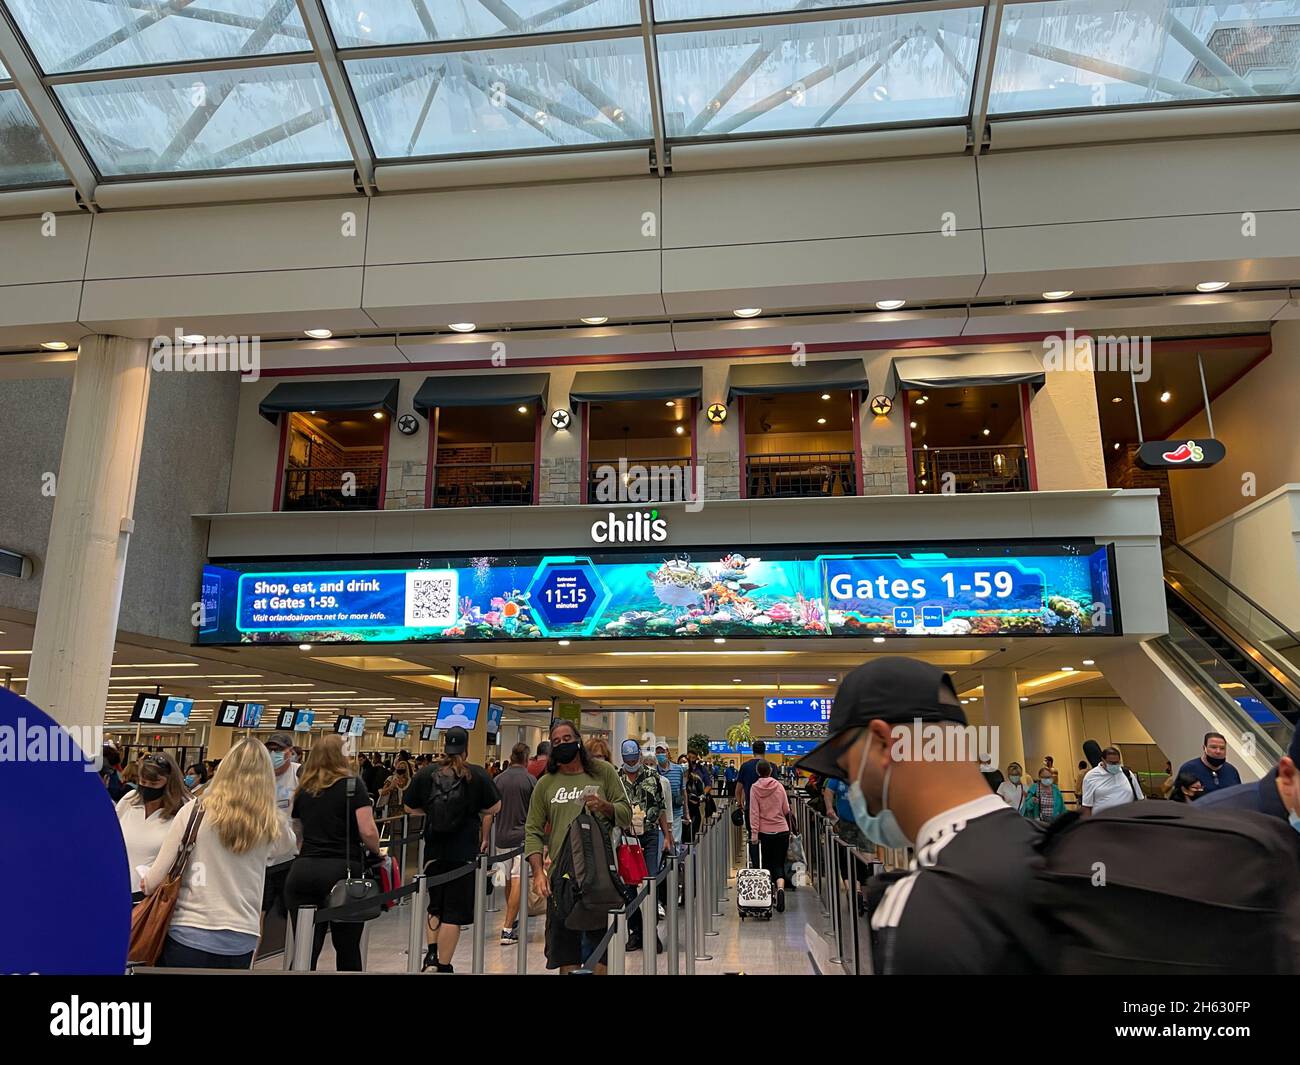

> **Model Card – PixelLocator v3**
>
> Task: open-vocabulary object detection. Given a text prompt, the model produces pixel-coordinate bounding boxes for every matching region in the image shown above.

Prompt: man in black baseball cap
[796,657,1048,974]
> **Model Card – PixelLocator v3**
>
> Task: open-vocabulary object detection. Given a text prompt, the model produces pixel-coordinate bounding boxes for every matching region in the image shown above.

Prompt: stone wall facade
[703,451,741,500]
[539,456,582,505]
[860,445,910,495]
[385,459,427,510]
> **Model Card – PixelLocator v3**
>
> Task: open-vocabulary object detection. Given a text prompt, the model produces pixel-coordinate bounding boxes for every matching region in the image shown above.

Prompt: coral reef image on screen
[197,541,1117,645]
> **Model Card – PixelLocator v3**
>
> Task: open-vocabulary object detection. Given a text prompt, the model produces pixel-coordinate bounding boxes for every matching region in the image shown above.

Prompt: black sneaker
[776,888,786,913]
[435,962,454,973]
[626,936,643,953]
[421,945,438,972]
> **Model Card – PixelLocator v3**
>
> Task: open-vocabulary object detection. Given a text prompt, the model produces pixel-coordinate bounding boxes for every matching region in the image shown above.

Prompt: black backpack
[550,810,626,931]
[426,768,472,834]
[1032,801,1300,974]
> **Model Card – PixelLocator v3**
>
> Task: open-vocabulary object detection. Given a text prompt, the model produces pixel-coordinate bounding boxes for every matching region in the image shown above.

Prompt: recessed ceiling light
[732,678,743,683]
[517,406,528,414]
[875,299,906,311]
[639,678,648,683]
[448,322,477,332]
[181,333,206,344]
[733,307,762,318]
[872,636,885,644]
[558,639,571,646]
[665,400,676,407]
[1111,396,1122,404]
[1042,290,1073,301]
[1082,659,1095,666]
[1020,696,1028,703]
[1061,666,1076,672]
[817,417,827,425]
[826,676,836,682]
[299,644,312,652]
[982,428,991,436]
[1113,442,1120,450]
[372,411,385,419]
[1196,281,1229,293]
[304,328,333,339]
[713,637,726,644]
[580,316,608,325]
[40,340,69,351]
[820,393,831,400]
[1159,391,1171,403]
[909,421,917,429]
[674,425,685,434]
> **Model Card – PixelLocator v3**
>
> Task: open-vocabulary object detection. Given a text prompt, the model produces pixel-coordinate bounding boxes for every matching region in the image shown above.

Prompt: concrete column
[980,669,1025,774]
[28,336,151,731]
[206,727,234,759]
[611,711,631,760]
[652,701,681,752]
[460,671,493,765]
[750,698,771,740]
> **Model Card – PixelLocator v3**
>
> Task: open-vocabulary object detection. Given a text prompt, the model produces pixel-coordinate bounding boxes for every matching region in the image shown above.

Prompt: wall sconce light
[550,408,572,430]
[869,395,893,416]
[705,402,728,425]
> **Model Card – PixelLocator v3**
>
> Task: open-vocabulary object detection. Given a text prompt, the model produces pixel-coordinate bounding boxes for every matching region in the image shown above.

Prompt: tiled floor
[259,869,837,976]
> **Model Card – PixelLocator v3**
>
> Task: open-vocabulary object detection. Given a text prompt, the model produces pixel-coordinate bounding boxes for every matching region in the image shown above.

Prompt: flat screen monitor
[349,716,366,736]
[275,708,296,731]
[383,717,398,738]
[293,709,314,733]
[486,703,504,735]
[435,696,481,730]
[130,692,165,724]
[215,700,242,728]
[394,721,410,739]
[420,724,434,742]
[333,715,353,735]
[159,696,193,726]
[237,702,264,729]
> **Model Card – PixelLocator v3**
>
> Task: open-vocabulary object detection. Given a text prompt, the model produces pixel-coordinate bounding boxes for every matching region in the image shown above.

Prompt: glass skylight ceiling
[0,0,1296,191]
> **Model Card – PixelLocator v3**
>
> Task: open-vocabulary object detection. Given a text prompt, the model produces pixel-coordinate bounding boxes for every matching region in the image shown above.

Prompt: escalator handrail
[1163,541,1300,647]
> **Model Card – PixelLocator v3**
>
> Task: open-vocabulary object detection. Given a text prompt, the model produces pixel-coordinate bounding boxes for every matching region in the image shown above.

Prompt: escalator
[1154,542,1300,761]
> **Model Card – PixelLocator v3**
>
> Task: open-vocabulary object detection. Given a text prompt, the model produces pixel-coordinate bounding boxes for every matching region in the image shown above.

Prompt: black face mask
[137,785,166,802]
[1205,754,1226,768]
[553,740,581,765]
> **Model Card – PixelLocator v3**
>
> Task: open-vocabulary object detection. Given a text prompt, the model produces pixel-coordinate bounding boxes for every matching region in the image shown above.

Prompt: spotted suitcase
[736,865,773,920]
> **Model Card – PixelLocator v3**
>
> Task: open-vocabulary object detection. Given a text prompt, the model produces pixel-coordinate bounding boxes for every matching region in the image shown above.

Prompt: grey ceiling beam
[967,0,1004,151]
[636,0,666,174]
[296,0,377,193]
[0,9,100,209]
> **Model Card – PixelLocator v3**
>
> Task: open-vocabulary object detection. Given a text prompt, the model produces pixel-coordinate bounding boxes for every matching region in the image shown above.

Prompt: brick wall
[1108,444,1176,538]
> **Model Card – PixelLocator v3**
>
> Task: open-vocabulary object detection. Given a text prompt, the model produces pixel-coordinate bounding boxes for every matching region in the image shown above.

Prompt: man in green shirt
[524,719,631,973]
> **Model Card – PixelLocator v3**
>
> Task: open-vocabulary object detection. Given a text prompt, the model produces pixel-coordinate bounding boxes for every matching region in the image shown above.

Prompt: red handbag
[616,837,649,886]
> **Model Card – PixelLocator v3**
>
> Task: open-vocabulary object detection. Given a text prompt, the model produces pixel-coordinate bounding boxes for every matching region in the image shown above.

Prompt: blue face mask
[1105,763,1122,775]
[270,751,286,769]
[1290,811,1300,835]
[847,738,911,849]
[183,775,196,788]
[656,754,668,767]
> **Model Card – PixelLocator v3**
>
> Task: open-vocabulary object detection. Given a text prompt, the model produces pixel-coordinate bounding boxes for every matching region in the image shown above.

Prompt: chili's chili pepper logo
[1161,441,1205,463]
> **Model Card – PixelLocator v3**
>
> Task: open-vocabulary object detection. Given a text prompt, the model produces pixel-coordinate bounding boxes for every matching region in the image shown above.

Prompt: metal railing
[911,445,1029,494]
[282,464,382,511]
[586,455,694,503]
[432,461,534,508]
[746,451,856,498]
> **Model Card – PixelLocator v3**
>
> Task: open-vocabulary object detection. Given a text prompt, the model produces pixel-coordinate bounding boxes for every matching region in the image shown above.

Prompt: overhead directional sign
[765,696,834,723]
[1135,438,1226,470]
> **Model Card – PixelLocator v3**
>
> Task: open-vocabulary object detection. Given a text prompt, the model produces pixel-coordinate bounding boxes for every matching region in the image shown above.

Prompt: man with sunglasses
[796,657,1048,975]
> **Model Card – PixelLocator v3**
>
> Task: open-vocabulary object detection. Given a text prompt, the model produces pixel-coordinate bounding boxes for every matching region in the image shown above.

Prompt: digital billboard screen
[435,697,481,730]
[196,541,1118,645]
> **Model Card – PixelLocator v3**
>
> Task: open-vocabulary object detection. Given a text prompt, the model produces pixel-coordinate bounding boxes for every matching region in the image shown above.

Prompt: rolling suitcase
[736,840,773,921]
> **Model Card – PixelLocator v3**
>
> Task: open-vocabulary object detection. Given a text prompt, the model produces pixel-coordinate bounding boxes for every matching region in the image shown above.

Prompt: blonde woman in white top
[142,738,295,969]
[116,751,191,900]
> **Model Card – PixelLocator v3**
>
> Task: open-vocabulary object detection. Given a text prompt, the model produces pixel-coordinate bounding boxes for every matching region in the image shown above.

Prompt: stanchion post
[281,902,296,971]
[606,910,625,975]
[407,874,428,972]
[829,838,845,965]
[472,855,488,975]
[667,855,679,976]
[847,847,861,976]
[290,906,315,971]
[704,821,719,936]
[711,814,725,919]
[640,883,656,976]
[820,820,833,918]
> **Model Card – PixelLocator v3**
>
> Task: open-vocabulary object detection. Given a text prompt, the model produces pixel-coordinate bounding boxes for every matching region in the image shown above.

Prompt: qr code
[404,569,458,628]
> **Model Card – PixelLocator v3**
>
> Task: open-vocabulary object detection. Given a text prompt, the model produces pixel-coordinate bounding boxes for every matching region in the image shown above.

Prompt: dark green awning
[258,379,399,423]
[886,352,1045,395]
[413,372,549,415]
[569,366,703,403]
[725,358,868,404]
